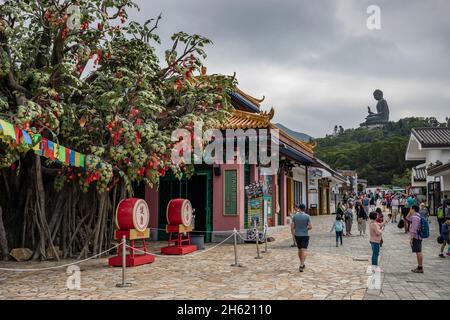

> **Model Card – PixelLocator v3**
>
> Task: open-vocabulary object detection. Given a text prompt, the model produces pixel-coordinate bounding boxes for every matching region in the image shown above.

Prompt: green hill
[314,117,450,186]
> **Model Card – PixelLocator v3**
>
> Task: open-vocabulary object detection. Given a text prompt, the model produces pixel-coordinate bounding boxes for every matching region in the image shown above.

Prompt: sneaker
[290,244,296,247]
[439,253,445,258]
[446,253,450,257]
[411,268,424,273]
[299,265,305,272]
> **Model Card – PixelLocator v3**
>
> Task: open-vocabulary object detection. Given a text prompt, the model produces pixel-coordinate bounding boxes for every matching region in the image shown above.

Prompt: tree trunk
[0,206,9,260]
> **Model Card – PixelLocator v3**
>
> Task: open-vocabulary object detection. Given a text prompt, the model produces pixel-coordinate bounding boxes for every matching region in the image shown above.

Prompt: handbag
[397,219,404,229]
[380,238,383,247]
[437,235,444,244]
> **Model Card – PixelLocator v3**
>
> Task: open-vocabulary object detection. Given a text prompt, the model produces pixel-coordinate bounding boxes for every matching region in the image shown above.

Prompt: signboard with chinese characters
[224,169,238,215]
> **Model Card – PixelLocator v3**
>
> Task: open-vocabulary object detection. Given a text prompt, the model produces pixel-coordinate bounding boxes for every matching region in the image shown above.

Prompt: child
[439,217,450,258]
[330,214,345,247]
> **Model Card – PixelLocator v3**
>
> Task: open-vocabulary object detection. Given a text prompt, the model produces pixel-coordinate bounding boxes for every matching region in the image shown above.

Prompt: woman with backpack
[356,202,368,235]
[330,214,345,247]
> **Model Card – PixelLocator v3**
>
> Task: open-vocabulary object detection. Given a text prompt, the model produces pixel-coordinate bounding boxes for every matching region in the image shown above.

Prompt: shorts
[411,238,422,253]
[295,236,310,249]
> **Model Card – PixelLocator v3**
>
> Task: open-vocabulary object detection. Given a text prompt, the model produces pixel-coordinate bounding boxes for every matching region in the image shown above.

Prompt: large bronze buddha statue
[361,89,389,126]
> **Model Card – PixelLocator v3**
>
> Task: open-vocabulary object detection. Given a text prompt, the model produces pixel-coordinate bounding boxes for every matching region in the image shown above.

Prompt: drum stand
[161,224,197,255]
[108,228,155,267]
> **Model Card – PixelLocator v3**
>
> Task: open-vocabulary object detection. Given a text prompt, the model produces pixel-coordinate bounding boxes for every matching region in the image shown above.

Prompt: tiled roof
[230,87,265,113]
[412,166,427,182]
[428,161,450,176]
[411,127,450,148]
[220,108,274,130]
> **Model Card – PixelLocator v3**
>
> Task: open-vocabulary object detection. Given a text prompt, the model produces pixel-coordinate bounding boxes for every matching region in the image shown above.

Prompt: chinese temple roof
[221,108,274,130]
[230,87,265,113]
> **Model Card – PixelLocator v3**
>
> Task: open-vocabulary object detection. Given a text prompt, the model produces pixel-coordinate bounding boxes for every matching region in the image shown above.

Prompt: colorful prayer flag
[58,146,66,163]
[75,152,81,167]
[21,130,32,144]
[69,150,76,166]
[0,119,15,139]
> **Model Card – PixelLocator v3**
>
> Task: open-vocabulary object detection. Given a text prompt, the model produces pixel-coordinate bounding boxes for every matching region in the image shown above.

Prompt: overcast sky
[129,0,450,137]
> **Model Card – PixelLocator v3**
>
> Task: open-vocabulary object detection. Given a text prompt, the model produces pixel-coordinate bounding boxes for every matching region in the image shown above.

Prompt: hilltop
[314,117,450,186]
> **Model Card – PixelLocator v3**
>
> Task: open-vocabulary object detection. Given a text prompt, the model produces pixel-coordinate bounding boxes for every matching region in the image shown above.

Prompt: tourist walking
[437,204,445,237]
[419,203,430,221]
[336,202,344,216]
[369,211,384,272]
[407,205,425,273]
[407,194,415,210]
[356,202,368,235]
[344,204,353,236]
[330,214,345,247]
[439,217,450,258]
[363,195,370,216]
[370,193,376,212]
[399,194,406,218]
[292,204,312,272]
[391,196,399,223]
[289,208,298,247]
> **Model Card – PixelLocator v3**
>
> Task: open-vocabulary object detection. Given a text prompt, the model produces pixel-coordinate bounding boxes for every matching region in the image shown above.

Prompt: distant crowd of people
[289,192,450,274]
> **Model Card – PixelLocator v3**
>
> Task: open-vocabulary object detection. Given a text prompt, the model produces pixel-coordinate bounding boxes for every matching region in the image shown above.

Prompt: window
[294,180,303,206]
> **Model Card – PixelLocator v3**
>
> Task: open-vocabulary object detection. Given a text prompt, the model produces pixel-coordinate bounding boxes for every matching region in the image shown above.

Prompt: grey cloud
[129,0,450,136]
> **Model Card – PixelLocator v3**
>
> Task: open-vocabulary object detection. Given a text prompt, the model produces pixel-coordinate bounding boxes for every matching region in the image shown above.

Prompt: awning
[276,140,315,165]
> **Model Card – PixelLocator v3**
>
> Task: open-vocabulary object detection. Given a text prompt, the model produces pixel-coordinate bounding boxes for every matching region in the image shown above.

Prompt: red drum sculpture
[108,198,154,267]
[161,198,197,255]
[166,198,193,227]
[116,198,150,232]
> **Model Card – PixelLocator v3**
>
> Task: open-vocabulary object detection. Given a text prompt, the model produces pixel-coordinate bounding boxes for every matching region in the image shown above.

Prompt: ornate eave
[234,87,265,108]
[221,107,274,130]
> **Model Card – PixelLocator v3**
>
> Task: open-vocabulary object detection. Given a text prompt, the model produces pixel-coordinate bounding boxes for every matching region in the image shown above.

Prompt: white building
[405,127,450,214]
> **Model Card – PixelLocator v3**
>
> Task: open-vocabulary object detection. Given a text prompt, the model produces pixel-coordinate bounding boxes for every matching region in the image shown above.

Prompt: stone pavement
[0,213,449,300]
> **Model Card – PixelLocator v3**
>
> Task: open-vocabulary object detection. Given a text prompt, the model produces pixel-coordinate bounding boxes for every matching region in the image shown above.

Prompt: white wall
[426,150,450,165]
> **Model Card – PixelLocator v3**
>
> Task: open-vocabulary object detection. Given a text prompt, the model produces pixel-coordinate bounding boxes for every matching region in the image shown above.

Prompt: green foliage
[315,117,448,185]
[0,0,236,193]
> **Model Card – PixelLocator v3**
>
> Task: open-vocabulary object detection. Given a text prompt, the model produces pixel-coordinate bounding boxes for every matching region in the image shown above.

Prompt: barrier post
[231,228,244,267]
[254,221,262,259]
[116,236,132,288]
[263,224,269,253]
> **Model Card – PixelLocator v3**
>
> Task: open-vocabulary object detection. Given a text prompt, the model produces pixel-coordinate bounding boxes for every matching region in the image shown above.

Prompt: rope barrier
[0,244,120,272]
[125,232,235,258]
[147,227,247,234]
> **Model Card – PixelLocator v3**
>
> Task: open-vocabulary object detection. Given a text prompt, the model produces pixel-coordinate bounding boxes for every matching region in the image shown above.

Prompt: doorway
[158,169,212,242]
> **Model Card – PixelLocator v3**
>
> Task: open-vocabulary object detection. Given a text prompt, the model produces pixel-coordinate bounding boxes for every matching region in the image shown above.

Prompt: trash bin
[190,233,205,250]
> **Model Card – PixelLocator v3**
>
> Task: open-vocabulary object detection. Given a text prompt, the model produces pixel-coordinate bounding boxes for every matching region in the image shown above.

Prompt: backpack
[417,215,430,239]
[437,207,444,219]
[345,210,352,220]
[335,221,343,232]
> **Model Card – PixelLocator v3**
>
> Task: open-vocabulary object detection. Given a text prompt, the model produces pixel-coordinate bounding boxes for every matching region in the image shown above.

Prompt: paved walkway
[0,213,449,300]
